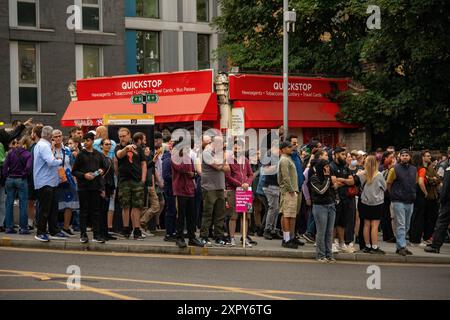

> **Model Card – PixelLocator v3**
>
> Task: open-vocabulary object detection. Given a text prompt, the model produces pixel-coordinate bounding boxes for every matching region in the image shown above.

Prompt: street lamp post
[283,1,296,140]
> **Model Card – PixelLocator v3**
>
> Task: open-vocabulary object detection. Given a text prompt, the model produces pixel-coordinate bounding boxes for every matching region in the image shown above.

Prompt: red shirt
[171,154,196,197]
[225,156,254,190]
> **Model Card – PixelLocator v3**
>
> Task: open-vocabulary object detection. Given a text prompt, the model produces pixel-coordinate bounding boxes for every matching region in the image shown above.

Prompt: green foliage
[213,0,450,149]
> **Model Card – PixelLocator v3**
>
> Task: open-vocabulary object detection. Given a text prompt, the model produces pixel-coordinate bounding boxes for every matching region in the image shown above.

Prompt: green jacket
[0,143,5,166]
[278,154,299,193]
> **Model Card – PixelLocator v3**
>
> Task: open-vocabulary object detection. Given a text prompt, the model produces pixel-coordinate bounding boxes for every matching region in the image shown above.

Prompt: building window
[18,42,39,112]
[82,0,101,31]
[197,34,210,69]
[83,46,103,78]
[17,0,37,27]
[136,0,159,19]
[136,31,160,73]
[197,0,209,22]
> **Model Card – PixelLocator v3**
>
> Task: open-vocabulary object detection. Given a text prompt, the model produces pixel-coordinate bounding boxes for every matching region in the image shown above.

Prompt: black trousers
[78,190,101,238]
[431,201,450,248]
[410,192,430,243]
[100,196,109,238]
[37,186,59,236]
[176,196,196,240]
[381,196,394,241]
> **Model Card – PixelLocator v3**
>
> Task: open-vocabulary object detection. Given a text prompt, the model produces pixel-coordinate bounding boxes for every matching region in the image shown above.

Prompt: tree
[213,0,450,149]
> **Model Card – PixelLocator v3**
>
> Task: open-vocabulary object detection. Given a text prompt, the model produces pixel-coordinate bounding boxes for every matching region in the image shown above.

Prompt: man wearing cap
[387,149,417,256]
[278,141,301,249]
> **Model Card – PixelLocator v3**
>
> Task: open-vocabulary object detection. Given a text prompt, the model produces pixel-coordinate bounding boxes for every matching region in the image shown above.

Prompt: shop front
[61,70,219,131]
[227,74,363,148]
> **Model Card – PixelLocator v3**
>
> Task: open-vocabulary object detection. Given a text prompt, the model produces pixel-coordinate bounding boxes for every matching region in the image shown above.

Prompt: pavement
[1,229,450,265]
[0,247,449,300]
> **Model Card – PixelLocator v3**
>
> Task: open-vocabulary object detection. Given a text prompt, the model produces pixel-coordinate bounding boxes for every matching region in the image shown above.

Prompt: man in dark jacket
[162,135,177,242]
[424,165,450,253]
[72,132,106,244]
[387,149,417,256]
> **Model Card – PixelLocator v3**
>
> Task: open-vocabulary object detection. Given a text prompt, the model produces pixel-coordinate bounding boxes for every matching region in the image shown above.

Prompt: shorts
[359,202,383,221]
[280,192,301,218]
[334,200,353,228]
[225,190,248,220]
[118,180,145,209]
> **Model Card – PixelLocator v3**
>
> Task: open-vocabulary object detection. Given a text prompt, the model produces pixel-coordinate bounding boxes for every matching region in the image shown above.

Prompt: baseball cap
[334,146,346,153]
[357,150,367,156]
[399,149,410,156]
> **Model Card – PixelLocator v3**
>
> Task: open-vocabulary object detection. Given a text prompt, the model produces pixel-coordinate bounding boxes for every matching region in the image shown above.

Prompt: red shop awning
[61,93,218,127]
[233,100,358,128]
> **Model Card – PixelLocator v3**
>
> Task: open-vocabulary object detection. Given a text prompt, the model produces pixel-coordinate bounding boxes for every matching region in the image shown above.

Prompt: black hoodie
[310,160,335,205]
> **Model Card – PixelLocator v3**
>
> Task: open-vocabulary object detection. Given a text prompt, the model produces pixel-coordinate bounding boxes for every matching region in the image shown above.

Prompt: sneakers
[424,245,440,254]
[240,238,252,248]
[292,237,305,246]
[317,258,328,263]
[282,240,298,249]
[263,230,273,240]
[332,243,340,253]
[339,243,355,253]
[405,248,413,255]
[230,237,236,247]
[164,235,177,242]
[80,233,89,243]
[49,232,68,240]
[327,257,337,263]
[5,228,17,234]
[106,233,117,241]
[19,228,30,235]
[92,237,105,244]
[62,228,75,237]
[119,230,131,239]
[371,247,385,255]
[241,236,257,246]
[396,248,408,256]
[302,233,315,244]
[200,238,212,246]
[214,238,230,246]
[362,247,372,254]
[188,238,204,247]
[133,230,145,241]
[35,234,50,242]
[176,238,187,248]
[141,229,155,237]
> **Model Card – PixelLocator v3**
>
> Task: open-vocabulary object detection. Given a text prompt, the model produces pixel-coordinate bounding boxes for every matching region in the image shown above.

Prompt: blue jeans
[392,201,414,249]
[306,207,316,235]
[164,192,177,236]
[5,178,28,230]
[313,204,336,259]
[263,186,280,232]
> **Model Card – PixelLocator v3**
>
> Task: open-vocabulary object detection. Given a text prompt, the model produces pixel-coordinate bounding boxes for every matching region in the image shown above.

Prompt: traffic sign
[131,94,159,104]
[131,95,143,104]
[146,94,159,103]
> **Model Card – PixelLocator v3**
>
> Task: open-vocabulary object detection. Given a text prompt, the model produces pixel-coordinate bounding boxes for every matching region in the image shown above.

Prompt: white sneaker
[332,243,339,253]
[339,243,355,253]
[230,237,236,247]
[141,230,154,237]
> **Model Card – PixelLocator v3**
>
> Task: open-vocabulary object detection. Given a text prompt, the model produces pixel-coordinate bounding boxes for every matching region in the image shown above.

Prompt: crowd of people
[0,119,449,262]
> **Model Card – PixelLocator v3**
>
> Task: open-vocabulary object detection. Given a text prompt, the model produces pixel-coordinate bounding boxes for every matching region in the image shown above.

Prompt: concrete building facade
[0,0,125,128]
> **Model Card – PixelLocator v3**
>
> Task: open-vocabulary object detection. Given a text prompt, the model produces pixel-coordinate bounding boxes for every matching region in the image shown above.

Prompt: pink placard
[235,188,253,213]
